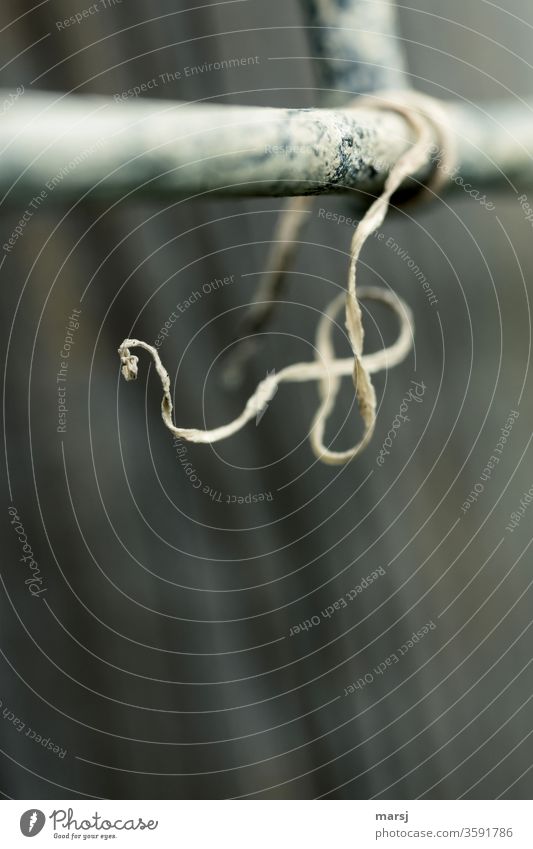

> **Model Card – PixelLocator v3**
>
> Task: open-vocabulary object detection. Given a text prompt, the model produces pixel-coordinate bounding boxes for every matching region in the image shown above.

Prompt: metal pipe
[0,90,530,202]
[299,0,409,104]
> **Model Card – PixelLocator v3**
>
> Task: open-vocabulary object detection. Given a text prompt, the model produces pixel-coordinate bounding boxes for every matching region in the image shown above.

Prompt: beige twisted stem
[118,91,455,464]
[118,285,413,453]
[314,90,455,462]
[225,90,455,369]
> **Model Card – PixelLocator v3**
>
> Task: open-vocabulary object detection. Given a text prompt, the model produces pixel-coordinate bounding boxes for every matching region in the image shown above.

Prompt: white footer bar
[1,799,531,847]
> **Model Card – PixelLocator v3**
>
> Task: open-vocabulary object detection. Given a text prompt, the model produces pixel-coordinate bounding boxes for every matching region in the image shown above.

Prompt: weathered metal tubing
[0,90,531,201]
[299,0,409,103]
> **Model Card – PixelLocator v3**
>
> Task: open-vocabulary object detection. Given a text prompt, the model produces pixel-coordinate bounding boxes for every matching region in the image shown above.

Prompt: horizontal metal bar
[0,90,530,201]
